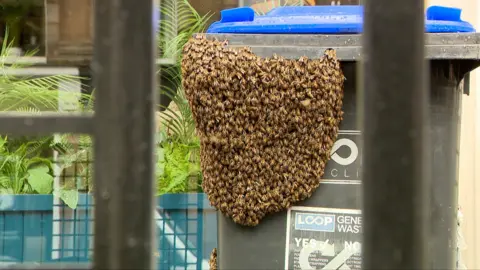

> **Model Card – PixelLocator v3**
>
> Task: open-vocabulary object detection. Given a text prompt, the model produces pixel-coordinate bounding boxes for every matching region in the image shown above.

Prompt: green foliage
[0,32,89,208]
[27,165,53,194]
[156,87,201,194]
[156,94,202,194]
[0,0,211,201]
[0,125,86,209]
[159,0,213,62]
[155,0,210,194]
[156,142,201,195]
[53,188,79,209]
[0,136,53,195]
[159,84,197,143]
[0,31,85,111]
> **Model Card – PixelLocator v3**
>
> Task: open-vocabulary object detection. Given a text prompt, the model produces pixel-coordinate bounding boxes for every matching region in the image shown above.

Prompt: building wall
[425,1,480,269]
[189,0,239,24]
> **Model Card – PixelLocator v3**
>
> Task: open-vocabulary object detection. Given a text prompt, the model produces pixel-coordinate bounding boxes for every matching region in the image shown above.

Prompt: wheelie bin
[202,5,480,269]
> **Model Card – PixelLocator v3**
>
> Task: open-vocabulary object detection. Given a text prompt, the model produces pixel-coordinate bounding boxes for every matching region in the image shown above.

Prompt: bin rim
[207,5,475,34]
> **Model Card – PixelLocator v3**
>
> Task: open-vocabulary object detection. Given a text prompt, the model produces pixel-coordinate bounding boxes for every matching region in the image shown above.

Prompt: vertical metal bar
[362,0,430,269]
[463,72,470,95]
[196,202,204,270]
[92,0,157,269]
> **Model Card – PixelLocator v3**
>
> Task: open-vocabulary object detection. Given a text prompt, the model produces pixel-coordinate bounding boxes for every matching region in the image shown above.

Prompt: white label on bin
[324,130,362,184]
[285,206,362,270]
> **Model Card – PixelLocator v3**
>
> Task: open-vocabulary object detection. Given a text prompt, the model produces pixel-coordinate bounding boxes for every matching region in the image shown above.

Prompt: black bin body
[217,60,473,270]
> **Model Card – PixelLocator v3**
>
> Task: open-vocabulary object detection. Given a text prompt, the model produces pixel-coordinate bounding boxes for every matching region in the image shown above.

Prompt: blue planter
[157,193,217,269]
[0,195,54,264]
[0,193,217,269]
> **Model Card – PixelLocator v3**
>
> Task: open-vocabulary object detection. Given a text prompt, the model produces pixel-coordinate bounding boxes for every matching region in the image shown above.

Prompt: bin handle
[426,6,463,22]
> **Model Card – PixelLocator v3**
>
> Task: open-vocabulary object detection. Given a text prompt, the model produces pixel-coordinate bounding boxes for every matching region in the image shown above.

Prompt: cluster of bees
[182,35,345,226]
[209,248,217,270]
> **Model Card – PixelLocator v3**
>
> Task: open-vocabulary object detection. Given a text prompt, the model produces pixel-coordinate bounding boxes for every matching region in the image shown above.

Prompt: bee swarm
[209,248,217,270]
[182,35,344,226]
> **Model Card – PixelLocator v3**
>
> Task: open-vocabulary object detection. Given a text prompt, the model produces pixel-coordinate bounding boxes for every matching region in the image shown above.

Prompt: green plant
[159,0,212,62]
[156,79,202,194]
[0,135,81,208]
[0,32,83,111]
[51,0,212,196]
[0,32,88,207]
[0,136,53,195]
[43,93,94,201]
[0,0,212,198]
[155,0,211,194]
[156,140,201,194]
[51,134,93,192]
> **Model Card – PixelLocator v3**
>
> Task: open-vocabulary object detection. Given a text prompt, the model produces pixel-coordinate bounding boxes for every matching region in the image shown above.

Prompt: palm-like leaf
[159,0,213,62]
[0,32,88,111]
[159,83,197,144]
[157,0,210,145]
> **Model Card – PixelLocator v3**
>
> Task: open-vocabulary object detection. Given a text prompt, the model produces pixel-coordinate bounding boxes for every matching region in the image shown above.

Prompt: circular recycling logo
[330,138,359,166]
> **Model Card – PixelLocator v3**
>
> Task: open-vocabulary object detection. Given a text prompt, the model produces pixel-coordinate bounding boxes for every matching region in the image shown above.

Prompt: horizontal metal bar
[464,72,471,95]
[0,264,91,270]
[2,56,172,67]
[205,33,480,60]
[0,112,94,135]
[2,56,47,65]
[1,67,80,76]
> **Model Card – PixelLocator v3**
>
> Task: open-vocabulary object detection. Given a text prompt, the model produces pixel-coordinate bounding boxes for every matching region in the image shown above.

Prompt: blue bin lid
[207,5,475,34]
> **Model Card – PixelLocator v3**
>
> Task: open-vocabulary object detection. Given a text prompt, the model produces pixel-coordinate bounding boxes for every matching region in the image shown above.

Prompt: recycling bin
[203,5,480,270]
